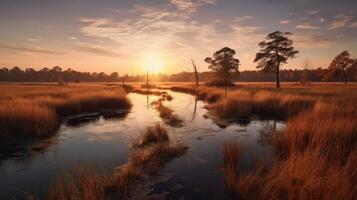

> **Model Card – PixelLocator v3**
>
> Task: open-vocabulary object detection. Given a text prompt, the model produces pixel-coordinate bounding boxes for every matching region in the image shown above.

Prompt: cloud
[319,18,325,23]
[292,33,340,48]
[79,5,263,67]
[28,38,41,42]
[169,0,216,12]
[328,13,353,30]
[296,22,320,29]
[348,22,357,28]
[0,44,60,55]
[75,44,120,57]
[280,20,291,24]
[307,9,319,15]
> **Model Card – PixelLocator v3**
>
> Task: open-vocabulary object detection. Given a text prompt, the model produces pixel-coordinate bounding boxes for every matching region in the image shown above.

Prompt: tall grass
[214,85,357,200]
[0,84,131,138]
[132,123,169,147]
[222,142,241,195]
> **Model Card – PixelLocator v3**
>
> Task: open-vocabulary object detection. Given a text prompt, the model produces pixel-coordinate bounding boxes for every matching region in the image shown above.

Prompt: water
[0,91,285,199]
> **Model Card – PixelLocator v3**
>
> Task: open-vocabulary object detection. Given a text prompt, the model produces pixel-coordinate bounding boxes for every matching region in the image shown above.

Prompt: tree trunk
[146,70,149,88]
[191,59,199,88]
[344,70,347,84]
[276,63,280,88]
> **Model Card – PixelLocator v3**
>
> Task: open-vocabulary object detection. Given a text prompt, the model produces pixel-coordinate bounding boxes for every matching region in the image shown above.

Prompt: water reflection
[65,110,129,127]
[0,91,286,199]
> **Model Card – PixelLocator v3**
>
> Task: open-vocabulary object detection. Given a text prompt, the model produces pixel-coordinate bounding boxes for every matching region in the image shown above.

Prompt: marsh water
[0,90,285,199]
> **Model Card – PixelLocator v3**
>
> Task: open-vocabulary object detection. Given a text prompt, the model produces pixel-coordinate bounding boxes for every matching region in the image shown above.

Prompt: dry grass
[222,142,241,195]
[45,124,187,200]
[0,84,131,138]
[132,123,169,147]
[207,84,357,200]
[150,94,183,127]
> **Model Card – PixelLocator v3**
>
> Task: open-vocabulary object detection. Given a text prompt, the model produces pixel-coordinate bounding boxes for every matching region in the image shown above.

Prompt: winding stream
[0,90,285,199]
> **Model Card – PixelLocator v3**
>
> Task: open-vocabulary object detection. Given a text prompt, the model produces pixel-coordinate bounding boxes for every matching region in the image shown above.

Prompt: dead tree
[191,59,199,88]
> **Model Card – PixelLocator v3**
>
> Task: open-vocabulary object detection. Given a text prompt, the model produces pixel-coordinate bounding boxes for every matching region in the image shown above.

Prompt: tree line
[1,31,356,85]
[1,66,355,83]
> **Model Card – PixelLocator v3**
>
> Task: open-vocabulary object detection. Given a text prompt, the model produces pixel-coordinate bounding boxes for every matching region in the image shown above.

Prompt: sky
[0,0,356,75]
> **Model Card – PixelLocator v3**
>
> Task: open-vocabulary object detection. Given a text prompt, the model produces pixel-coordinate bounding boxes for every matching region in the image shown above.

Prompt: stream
[0,90,285,199]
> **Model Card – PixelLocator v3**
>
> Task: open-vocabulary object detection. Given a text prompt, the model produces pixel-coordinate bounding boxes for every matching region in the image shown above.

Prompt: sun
[143,52,165,73]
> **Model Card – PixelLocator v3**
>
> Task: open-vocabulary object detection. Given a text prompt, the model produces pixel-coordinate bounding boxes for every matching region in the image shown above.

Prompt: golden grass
[222,142,241,195]
[132,123,169,147]
[207,84,357,200]
[45,124,187,200]
[0,84,131,138]
[150,95,183,127]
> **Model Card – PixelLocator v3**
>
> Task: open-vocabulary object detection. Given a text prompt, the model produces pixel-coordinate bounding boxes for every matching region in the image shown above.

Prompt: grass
[151,100,183,126]
[221,142,241,195]
[205,84,357,200]
[43,124,187,200]
[160,83,357,199]
[0,84,132,138]
[132,123,169,147]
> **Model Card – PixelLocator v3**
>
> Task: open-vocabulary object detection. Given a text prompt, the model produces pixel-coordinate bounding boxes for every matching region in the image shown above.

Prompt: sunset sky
[1,0,356,74]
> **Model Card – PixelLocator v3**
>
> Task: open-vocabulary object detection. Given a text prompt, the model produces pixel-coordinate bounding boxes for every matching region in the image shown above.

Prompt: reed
[0,84,131,138]
[222,142,241,194]
[133,123,169,147]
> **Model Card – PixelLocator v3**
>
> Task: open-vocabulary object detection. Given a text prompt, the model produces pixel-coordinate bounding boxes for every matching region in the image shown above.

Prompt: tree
[191,59,199,88]
[109,72,119,82]
[254,31,299,88]
[325,51,354,84]
[204,47,240,80]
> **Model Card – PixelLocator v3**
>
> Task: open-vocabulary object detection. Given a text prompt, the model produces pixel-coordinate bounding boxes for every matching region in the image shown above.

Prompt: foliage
[324,51,355,83]
[205,47,240,79]
[254,31,299,87]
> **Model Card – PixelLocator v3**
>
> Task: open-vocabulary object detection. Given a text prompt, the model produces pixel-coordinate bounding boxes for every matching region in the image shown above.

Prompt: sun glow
[143,52,165,73]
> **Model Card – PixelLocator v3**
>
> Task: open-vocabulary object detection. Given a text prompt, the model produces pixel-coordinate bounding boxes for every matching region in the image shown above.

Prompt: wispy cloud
[307,9,319,15]
[79,5,263,62]
[293,33,340,48]
[0,44,60,55]
[296,22,320,29]
[348,22,357,28]
[75,44,120,57]
[329,13,353,30]
[280,20,291,24]
[169,0,216,12]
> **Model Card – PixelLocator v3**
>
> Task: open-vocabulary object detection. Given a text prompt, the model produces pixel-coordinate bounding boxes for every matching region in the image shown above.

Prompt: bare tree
[300,59,310,84]
[254,31,299,88]
[191,59,199,88]
[325,50,354,84]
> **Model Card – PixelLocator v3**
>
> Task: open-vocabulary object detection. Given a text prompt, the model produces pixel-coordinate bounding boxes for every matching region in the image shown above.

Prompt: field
[0,82,356,199]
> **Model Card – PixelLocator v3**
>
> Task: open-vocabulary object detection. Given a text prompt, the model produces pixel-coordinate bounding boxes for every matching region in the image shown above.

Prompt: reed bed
[151,99,183,127]
[132,123,169,147]
[0,84,131,138]
[222,142,241,195]
[210,84,357,200]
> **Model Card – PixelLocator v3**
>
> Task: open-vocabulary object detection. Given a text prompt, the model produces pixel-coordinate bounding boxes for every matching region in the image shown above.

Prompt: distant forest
[0,66,356,83]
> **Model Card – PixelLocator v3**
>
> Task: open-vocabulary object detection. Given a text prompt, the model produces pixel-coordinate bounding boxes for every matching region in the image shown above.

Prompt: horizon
[1,0,357,74]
